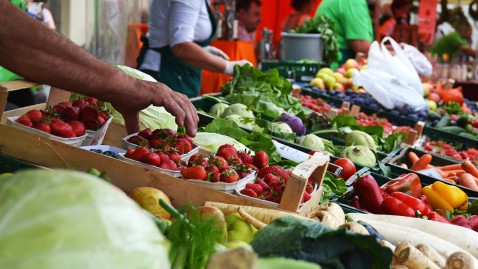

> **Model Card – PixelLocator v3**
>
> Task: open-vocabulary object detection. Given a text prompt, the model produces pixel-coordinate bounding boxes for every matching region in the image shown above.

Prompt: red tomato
[333,158,356,180]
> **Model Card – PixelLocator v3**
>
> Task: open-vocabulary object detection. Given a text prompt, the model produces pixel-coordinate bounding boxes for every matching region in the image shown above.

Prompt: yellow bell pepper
[422,181,468,213]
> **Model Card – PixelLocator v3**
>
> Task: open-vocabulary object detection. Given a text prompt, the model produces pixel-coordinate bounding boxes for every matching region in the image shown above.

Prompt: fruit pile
[240,165,314,204]
[15,96,110,138]
[300,95,336,116]
[124,146,182,171]
[127,128,195,155]
[422,141,478,164]
[180,144,258,183]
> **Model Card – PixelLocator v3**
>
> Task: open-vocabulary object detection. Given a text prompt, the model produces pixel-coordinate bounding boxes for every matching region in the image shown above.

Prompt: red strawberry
[244,163,259,172]
[26,109,43,122]
[302,192,311,203]
[217,147,238,160]
[79,106,99,122]
[72,99,89,109]
[218,144,237,153]
[85,96,99,106]
[50,119,76,138]
[69,121,86,136]
[169,152,181,163]
[181,166,207,180]
[177,134,194,147]
[253,151,269,169]
[227,157,243,166]
[258,166,289,179]
[175,138,192,155]
[61,106,80,122]
[188,154,207,167]
[141,152,162,166]
[237,170,252,179]
[149,138,166,149]
[84,118,102,131]
[245,183,263,193]
[125,149,135,158]
[271,183,284,195]
[151,128,177,139]
[209,156,228,171]
[220,168,239,183]
[256,179,269,189]
[127,135,148,146]
[265,194,281,203]
[129,146,150,161]
[99,111,110,121]
[59,101,72,107]
[305,184,314,194]
[160,159,179,171]
[158,152,169,162]
[16,117,32,127]
[52,104,67,114]
[97,115,106,126]
[264,174,280,185]
[238,151,253,164]
[240,188,258,198]
[32,121,51,133]
[206,165,220,182]
[138,128,153,139]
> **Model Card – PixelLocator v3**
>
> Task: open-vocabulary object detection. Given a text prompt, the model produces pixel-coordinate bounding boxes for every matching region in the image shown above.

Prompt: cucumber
[437,126,467,134]
[435,114,450,128]
[458,132,476,139]
[457,115,469,128]
[427,111,441,120]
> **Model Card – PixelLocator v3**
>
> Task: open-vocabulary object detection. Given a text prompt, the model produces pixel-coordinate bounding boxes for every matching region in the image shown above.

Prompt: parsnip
[416,244,446,268]
[446,252,474,269]
[237,208,266,229]
[339,222,369,235]
[394,242,441,269]
[347,213,478,258]
[307,210,338,228]
[313,203,345,225]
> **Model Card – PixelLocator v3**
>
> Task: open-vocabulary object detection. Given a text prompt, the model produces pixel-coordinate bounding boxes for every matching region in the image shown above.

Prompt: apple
[129,187,172,219]
[422,82,433,97]
[345,68,359,79]
[336,66,346,75]
[332,72,344,81]
[427,100,437,112]
[317,67,334,76]
[310,78,325,89]
[344,59,359,70]
[333,82,345,92]
[323,76,336,89]
[198,205,228,242]
[225,213,257,243]
[428,92,440,103]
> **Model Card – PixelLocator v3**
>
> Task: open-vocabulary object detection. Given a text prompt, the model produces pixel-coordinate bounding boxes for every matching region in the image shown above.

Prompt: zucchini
[437,126,467,135]
[427,111,442,120]
[457,115,470,128]
[435,114,450,128]
[458,132,476,139]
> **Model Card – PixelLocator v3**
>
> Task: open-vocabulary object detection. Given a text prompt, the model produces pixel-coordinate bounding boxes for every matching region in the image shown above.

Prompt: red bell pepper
[353,174,383,214]
[469,215,478,232]
[380,192,430,217]
[418,195,433,210]
[380,173,422,198]
[424,211,451,224]
[451,215,472,229]
[349,196,366,212]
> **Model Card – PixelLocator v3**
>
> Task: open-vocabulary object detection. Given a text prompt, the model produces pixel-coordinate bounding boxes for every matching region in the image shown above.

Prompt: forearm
[0,0,137,103]
[171,42,227,73]
[349,40,371,55]
[459,45,477,58]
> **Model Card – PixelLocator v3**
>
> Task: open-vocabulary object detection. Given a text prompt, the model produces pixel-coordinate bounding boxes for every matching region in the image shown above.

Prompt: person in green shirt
[431,23,477,58]
[315,0,374,66]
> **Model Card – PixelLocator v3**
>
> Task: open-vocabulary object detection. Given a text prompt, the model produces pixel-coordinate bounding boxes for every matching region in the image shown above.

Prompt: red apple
[198,205,228,242]
[129,187,172,219]
[428,92,441,103]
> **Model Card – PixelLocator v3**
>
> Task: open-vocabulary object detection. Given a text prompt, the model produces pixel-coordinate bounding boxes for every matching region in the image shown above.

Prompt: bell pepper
[418,195,433,210]
[451,215,472,229]
[380,192,430,217]
[349,196,366,212]
[469,215,478,232]
[381,173,422,198]
[424,211,451,224]
[422,181,468,213]
[352,175,383,214]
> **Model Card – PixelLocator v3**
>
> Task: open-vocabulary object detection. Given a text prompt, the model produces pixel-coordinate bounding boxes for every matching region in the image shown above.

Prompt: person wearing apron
[137,0,251,98]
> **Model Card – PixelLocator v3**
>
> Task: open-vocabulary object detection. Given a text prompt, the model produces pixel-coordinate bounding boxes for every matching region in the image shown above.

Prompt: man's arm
[459,45,477,58]
[349,40,371,55]
[0,0,198,136]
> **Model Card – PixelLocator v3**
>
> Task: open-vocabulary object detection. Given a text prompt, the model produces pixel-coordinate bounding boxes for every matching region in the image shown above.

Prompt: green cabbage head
[0,170,170,269]
[222,103,255,118]
[344,131,377,151]
[296,134,325,151]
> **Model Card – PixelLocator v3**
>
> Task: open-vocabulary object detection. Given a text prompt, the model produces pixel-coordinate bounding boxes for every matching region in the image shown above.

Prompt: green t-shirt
[315,0,374,64]
[430,32,468,57]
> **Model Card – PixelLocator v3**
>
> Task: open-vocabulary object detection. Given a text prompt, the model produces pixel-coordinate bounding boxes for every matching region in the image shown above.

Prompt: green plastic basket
[260,61,322,82]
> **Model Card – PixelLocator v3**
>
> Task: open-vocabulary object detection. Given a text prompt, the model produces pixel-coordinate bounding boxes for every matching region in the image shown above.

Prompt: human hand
[223,60,253,75]
[204,46,230,60]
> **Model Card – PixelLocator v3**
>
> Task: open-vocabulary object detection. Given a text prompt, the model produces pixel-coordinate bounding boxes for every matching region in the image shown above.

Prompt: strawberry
[58,101,72,107]
[61,106,80,121]
[97,115,106,126]
[129,146,150,161]
[151,128,177,139]
[209,156,228,171]
[158,152,170,162]
[238,151,253,164]
[206,164,220,182]
[253,151,269,169]
[138,128,153,139]
[149,138,166,149]
[69,121,86,136]
[237,170,252,179]
[141,152,162,166]
[259,190,271,199]
[169,151,181,163]
[244,163,258,172]
[305,184,314,194]
[127,135,148,146]
[218,144,237,153]
[79,106,99,122]
[99,111,110,121]
[258,166,289,179]
[240,188,258,198]
[85,96,99,106]
[188,154,207,167]
[220,168,239,183]
[26,109,43,122]
[84,118,103,131]
[125,149,135,158]
[302,192,311,203]
[217,147,238,160]
[245,183,263,193]
[264,174,280,185]
[50,119,76,138]
[160,159,179,171]
[32,121,51,133]
[271,183,284,195]
[72,99,89,109]
[175,138,192,155]
[227,157,243,167]
[16,117,32,127]
[181,166,207,180]
[265,194,281,203]
[177,134,194,147]
[256,179,269,189]
[52,104,67,114]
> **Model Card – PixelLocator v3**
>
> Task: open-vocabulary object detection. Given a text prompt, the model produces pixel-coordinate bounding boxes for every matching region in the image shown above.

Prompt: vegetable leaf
[321,172,347,204]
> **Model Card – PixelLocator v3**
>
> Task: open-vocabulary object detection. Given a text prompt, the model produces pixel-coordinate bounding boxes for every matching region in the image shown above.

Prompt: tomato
[333,158,356,180]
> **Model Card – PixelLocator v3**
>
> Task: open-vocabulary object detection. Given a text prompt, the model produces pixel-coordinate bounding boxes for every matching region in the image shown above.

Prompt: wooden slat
[0,80,40,92]
[102,122,128,148]
[0,90,8,122]
[46,87,71,107]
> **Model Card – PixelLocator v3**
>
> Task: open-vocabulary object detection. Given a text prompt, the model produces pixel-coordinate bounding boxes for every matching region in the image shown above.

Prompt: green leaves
[321,172,347,204]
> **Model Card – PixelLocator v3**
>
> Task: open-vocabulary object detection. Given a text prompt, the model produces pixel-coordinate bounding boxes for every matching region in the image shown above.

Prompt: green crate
[260,61,322,82]
[0,154,40,174]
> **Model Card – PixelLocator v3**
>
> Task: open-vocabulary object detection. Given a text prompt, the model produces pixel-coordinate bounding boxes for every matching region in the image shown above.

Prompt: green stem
[308,129,339,135]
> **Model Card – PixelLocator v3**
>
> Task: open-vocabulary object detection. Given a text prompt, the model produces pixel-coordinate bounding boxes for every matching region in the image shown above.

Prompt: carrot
[444,170,466,177]
[461,161,478,178]
[436,168,448,178]
[410,154,432,171]
[400,163,408,169]
[408,151,420,163]
[458,173,478,191]
[438,163,463,171]
[443,176,459,184]
[446,172,457,178]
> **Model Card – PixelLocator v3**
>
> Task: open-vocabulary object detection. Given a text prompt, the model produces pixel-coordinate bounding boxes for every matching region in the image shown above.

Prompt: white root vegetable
[237,208,266,229]
[379,240,396,253]
[394,242,441,269]
[313,203,345,225]
[354,219,478,268]
[416,244,446,268]
[307,210,338,228]
[445,252,474,269]
[347,213,478,258]
[339,222,369,235]
[391,265,409,269]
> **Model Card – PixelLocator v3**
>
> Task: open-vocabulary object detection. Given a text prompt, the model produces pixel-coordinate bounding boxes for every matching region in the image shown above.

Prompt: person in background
[315,0,374,65]
[0,0,199,136]
[137,0,251,98]
[282,0,316,32]
[236,0,262,42]
[26,0,56,30]
[430,21,477,58]
[378,0,410,41]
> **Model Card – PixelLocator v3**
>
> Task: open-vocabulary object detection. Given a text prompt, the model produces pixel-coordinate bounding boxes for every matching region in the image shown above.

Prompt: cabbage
[209,103,230,117]
[193,132,252,153]
[275,113,306,136]
[344,131,377,151]
[0,170,170,269]
[270,122,294,134]
[252,123,265,133]
[222,103,255,118]
[340,146,376,167]
[225,115,254,130]
[296,134,325,151]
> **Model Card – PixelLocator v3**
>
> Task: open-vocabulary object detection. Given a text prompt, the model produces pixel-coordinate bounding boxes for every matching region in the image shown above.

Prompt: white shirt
[140,0,213,71]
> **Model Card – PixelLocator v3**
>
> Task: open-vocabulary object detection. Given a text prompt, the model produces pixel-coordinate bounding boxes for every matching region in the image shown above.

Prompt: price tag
[272,140,310,163]
[417,168,443,180]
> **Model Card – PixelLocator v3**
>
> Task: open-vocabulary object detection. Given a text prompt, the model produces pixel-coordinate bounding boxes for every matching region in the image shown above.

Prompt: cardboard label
[272,140,310,163]
[417,167,443,180]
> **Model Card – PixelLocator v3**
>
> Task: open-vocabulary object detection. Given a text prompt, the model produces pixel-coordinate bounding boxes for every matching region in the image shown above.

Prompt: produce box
[82,115,113,146]
[0,153,42,173]
[260,60,322,82]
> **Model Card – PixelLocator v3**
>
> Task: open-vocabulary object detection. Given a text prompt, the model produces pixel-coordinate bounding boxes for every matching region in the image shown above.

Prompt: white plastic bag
[401,42,433,77]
